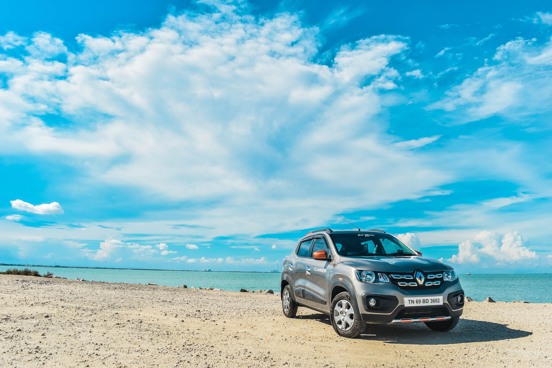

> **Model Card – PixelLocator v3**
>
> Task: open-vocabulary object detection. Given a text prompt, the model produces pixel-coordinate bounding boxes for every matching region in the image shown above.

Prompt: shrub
[2,268,42,277]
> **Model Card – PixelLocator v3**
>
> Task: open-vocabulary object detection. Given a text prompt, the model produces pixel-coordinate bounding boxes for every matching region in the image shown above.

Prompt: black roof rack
[306,228,333,235]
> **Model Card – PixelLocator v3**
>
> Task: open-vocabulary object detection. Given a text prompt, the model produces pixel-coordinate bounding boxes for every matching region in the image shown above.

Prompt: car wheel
[425,316,460,332]
[330,291,364,338]
[282,284,298,318]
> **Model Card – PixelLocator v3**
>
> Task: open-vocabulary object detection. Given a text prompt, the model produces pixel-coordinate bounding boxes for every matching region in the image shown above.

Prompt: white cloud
[230,245,260,251]
[435,47,451,58]
[10,199,64,215]
[475,33,496,46]
[334,35,407,83]
[396,233,421,251]
[5,214,23,222]
[175,255,268,266]
[394,135,440,149]
[432,36,552,124]
[156,242,176,256]
[535,12,552,25]
[449,231,537,265]
[405,69,423,79]
[186,257,224,264]
[225,256,267,265]
[185,243,199,250]
[87,239,177,261]
[26,32,67,59]
[89,239,123,260]
[0,31,26,49]
[0,5,449,239]
[63,240,87,248]
[322,6,364,30]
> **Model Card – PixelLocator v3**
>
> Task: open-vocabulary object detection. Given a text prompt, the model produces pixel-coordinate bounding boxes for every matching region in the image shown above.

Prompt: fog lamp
[368,297,377,308]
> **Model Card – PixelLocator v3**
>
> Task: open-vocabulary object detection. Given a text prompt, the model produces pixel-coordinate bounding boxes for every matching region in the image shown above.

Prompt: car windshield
[330,233,417,257]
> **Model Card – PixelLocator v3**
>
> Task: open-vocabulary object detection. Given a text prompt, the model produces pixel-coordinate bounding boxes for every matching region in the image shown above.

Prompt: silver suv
[281,229,464,338]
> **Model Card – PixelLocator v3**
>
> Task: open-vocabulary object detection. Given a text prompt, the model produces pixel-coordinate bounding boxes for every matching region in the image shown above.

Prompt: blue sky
[1,0,551,272]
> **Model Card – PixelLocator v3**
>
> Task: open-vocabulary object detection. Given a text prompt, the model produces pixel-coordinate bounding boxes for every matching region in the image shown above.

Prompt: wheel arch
[330,277,357,303]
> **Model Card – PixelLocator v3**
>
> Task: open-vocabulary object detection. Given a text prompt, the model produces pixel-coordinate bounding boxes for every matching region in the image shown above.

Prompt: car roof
[305,228,387,236]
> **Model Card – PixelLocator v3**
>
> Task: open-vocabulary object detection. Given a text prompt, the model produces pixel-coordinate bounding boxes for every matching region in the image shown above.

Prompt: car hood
[339,256,451,273]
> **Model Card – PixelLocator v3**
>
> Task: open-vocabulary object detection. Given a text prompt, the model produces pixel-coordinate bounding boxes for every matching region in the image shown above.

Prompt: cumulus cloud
[0,4,448,238]
[396,233,421,251]
[26,32,67,58]
[10,199,64,215]
[88,239,176,261]
[0,31,26,49]
[449,231,537,265]
[89,239,123,260]
[156,242,176,256]
[185,243,199,250]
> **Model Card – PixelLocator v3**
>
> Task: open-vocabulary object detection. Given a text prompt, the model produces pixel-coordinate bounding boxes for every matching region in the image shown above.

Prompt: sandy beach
[0,275,550,368]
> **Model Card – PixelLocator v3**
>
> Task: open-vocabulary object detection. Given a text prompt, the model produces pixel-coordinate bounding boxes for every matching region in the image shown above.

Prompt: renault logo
[415,271,425,285]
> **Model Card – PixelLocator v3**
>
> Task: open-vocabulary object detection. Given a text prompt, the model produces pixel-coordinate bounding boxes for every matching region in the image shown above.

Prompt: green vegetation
[1,268,53,278]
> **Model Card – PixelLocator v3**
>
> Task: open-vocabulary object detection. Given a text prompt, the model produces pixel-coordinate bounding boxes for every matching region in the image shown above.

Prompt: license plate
[404,296,443,307]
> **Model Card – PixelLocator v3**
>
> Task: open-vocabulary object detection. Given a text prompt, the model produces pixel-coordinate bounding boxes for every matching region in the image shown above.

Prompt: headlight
[356,271,389,283]
[357,270,375,283]
[443,270,457,281]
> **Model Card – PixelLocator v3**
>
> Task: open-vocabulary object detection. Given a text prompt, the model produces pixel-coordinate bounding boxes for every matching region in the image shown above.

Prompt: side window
[297,239,312,257]
[311,237,329,256]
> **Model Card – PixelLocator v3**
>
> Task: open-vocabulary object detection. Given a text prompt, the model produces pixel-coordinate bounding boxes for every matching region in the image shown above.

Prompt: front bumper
[356,282,464,324]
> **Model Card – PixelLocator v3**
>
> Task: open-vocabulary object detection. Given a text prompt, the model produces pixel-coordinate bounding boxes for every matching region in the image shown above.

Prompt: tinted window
[380,237,407,255]
[311,237,329,255]
[297,239,312,257]
[329,233,415,257]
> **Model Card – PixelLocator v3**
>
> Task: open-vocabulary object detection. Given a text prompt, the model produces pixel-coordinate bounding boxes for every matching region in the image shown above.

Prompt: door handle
[306,266,311,275]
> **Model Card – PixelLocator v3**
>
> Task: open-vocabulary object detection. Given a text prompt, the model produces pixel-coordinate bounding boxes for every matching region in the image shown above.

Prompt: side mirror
[415,250,422,256]
[313,250,330,261]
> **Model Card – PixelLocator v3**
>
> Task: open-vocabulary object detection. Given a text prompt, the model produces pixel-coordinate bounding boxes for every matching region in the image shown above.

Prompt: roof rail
[368,228,386,233]
[307,228,333,235]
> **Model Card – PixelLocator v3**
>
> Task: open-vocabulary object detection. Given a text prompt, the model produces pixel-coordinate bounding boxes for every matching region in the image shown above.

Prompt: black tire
[281,284,298,318]
[425,316,460,332]
[330,291,365,338]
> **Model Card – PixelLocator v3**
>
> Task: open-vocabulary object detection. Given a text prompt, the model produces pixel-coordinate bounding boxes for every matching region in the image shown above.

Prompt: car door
[302,236,332,308]
[291,238,313,302]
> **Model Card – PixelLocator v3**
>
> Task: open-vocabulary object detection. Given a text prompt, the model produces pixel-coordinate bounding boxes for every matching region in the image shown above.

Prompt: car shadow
[297,313,331,325]
[298,314,532,343]
[359,319,532,344]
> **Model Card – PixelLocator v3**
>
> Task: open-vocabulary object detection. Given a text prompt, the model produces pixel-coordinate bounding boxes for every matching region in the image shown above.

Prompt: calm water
[1,265,550,303]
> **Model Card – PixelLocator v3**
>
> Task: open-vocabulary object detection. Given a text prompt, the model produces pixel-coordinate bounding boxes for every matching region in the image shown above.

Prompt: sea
[1,265,550,303]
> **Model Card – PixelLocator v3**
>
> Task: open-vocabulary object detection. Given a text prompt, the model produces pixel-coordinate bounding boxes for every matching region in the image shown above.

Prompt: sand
[0,275,551,368]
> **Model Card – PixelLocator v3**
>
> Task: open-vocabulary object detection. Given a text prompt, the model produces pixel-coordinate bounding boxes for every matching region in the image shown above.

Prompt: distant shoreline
[1,263,549,275]
[0,263,280,273]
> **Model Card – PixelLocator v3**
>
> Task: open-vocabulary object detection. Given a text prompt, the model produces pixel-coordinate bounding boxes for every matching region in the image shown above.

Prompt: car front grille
[388,271,444,290]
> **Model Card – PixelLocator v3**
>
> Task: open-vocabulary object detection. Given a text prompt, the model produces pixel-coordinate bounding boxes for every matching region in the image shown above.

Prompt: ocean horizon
[2,264,550,303]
